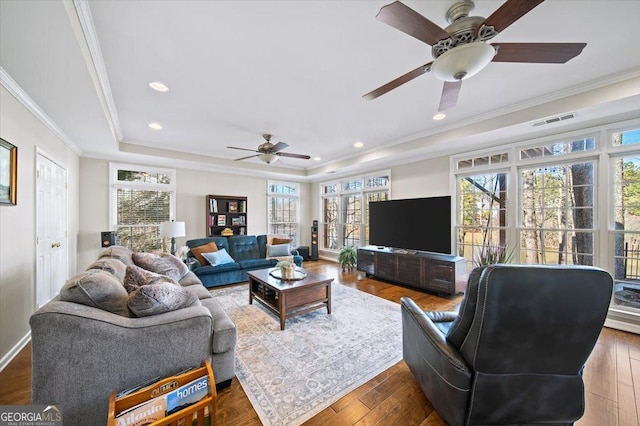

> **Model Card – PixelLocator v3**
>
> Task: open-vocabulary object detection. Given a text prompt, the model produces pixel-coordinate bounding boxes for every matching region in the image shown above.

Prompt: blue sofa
[186,235,303,288]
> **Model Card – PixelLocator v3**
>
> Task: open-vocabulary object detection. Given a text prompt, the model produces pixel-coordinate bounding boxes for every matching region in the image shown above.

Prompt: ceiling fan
[228,134,311,164]
[364,0,587,113]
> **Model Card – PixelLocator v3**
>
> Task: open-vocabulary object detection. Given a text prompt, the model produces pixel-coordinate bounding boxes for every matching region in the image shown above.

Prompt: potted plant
[473,244,514,267]
[338,246,357,271]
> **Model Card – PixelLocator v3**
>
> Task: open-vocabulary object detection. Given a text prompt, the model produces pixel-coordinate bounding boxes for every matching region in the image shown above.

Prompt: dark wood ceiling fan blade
[438,80,462,112]
[271,142,289,152]
[376,1,450,46]
[277,152,311,160]
[493,42,587,63]
[475,0,545,37]
[228,146,259,153]
[234,154,259,161]
[363,62,432,100]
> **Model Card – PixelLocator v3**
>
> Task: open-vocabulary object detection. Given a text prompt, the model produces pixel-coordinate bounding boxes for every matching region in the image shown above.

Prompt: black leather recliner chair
[401,264,613,426]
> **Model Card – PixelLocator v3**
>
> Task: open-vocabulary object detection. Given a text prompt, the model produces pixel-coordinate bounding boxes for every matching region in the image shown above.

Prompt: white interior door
[36,153,67,307]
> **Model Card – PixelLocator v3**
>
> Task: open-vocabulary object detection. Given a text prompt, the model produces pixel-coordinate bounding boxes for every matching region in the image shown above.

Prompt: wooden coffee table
[247,268,333,330]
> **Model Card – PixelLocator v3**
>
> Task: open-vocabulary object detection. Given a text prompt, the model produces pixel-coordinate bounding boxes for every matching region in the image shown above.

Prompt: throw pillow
[266,243,291,258]
[201,248,235,266]
[60,269,130,317]
[123,265,178,293]
[132,252,188,281]
[272,237,292,245]
[190,242,218,266]
[86,258,127,283]
[128,282,200,317]
[98,246,135,266]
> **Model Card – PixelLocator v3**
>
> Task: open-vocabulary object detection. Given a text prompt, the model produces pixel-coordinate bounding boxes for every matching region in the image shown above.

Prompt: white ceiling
[1,0,640,181]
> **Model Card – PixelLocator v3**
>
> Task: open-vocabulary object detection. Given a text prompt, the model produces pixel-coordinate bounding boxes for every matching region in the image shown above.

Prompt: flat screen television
[368,196,451,254]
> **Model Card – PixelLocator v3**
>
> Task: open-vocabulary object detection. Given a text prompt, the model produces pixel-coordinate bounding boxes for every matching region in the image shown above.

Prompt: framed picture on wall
[0,138,17,205]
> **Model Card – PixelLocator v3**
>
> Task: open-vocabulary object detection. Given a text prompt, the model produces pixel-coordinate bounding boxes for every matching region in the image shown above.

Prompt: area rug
[211,283,402,426]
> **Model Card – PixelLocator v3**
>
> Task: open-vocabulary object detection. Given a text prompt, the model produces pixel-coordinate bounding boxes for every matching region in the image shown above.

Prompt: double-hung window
[267,181,299,246]
[109,163,176,252]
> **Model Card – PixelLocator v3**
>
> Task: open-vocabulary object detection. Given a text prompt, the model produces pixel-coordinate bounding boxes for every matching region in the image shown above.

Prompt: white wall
[77,159,314,269]
[0,86,80,368]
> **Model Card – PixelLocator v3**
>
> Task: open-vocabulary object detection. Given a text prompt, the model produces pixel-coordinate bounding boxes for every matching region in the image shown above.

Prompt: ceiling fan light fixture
[431,42,495,82]
[433,112,447,120]
[258,153,279,164]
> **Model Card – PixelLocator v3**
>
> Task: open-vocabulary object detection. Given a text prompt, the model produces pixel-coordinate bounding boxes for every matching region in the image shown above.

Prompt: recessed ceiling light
[148,81,169,92]
[314,157,322,161]
[148,122,163,130]
[433,112,446,120]
[354,141,364,148]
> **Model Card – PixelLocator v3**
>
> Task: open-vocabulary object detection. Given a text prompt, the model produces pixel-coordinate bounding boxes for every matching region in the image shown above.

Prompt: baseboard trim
[605,318,640,334]
[0,332,31,373]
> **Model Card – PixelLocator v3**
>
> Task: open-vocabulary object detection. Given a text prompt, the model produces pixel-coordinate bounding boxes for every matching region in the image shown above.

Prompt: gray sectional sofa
[29,246,236,426]
[187,235,303,288]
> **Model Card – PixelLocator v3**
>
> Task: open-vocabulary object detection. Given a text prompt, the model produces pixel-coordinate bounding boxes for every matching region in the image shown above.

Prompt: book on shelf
[209,198,217,213]
[239,200,246,213]
[241,215,246,225]
[239,227,246,235]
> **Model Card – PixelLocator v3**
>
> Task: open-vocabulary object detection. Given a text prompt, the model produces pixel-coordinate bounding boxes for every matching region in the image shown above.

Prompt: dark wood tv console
[356,246,468,296]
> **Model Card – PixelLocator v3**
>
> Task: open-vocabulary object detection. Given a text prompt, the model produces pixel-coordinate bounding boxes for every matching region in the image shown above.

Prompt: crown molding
[0,67,82,155]
[70,0,123,142]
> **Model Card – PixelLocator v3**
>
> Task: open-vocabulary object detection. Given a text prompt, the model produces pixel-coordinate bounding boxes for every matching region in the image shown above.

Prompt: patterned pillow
[123,265,177,293]
[86,258,127,283]
[132,252,188,281]
[60,270,130,317]
[190,242,218,266]
[128,282,200,317]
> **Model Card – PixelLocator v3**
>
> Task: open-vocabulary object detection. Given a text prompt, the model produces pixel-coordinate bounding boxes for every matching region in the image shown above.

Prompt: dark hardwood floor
[0,260,633,425]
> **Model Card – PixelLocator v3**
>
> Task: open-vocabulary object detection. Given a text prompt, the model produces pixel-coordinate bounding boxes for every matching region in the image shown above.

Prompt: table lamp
[159,220,186,255]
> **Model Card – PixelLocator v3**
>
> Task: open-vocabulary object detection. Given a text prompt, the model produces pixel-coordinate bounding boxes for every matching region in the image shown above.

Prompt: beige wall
[0,86,80,366]
[77,159,314,269]
[391,157,450,199]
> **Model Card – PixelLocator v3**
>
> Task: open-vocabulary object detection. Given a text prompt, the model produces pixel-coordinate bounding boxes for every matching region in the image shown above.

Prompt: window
[267,181,299,246]
[611,129,640,312]
[612,128,640,146]
[456,172,508,265]
[319,171,390,250]
[109,163,176,252]
[519,161,595,265]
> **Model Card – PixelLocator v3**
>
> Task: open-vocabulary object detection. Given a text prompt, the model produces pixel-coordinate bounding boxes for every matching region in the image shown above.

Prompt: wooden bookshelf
[206,195,247,237]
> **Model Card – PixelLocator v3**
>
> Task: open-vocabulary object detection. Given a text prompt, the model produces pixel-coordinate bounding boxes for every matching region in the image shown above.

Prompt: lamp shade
[159,221,185,238]
[431,42,495,82]
[258,153,279,164]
